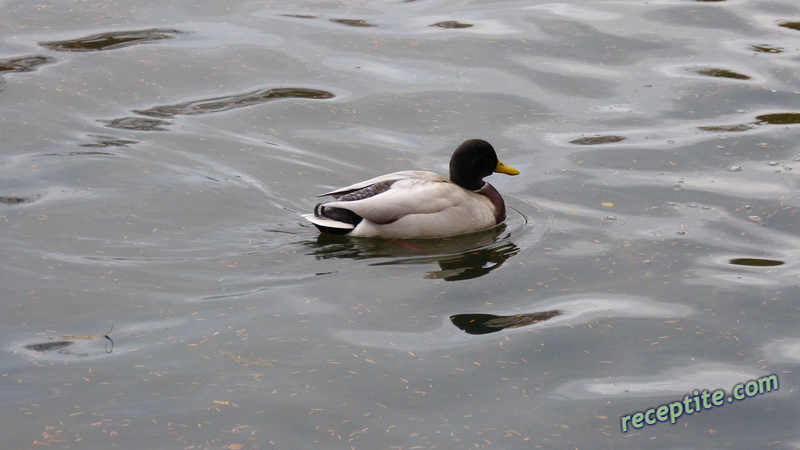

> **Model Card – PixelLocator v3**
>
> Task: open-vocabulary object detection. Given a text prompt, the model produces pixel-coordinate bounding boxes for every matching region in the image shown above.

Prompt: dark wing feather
[332,180,396,201]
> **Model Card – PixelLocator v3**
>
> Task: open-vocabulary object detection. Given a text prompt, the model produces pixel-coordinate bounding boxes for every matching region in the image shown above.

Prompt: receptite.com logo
[621,374,779,433]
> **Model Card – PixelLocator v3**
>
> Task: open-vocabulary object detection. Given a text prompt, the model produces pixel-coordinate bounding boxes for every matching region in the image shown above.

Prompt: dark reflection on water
[693,67,751,80]
[40,151,114,157]
[450,310,561,335]
[755,113,800,125]
[330,19,376,28]
[80,135,139,148]
[699,112,800,132]
[24,341,73,352]
[570,135,626,145]
[0,195,39,205]
[0,55,54,93]
[376,240,520,281]
[98,87,335,132]
[0,55,54,73]
[306,225,519,280]
[430,21,473,29]
[308,225,507,260]
[779,21,800,31]
[23,334,114,356]
[22,339,113,356]
[729,258,784,267]
[751,44,783,53]
[283,14,316,19]
[133,87,335,118]
[22,327,114,356]
[100,116,171,131]
[39,28,181,52]
[698,124,754,132]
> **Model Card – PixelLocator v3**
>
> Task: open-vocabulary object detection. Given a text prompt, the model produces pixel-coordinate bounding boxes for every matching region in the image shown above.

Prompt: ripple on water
[133,87,336,118]
[39,28,182,52]
[688,253,798,289]
[551,363,776,401]
[337,294,693,351]
[97,87,335,133]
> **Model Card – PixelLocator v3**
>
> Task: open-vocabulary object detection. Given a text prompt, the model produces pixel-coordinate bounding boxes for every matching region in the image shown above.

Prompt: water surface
[2,0,799,448]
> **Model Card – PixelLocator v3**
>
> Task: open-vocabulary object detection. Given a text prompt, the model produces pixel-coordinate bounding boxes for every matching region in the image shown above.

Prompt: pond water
[2,0,799,448]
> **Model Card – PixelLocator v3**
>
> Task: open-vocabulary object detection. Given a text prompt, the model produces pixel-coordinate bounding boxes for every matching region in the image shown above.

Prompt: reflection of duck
[306,226,519,281]
[450,310,561,335]
[303,139,519,239]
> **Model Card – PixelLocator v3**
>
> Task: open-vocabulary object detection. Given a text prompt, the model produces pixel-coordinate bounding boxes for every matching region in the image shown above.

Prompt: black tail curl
[314,203,363,233]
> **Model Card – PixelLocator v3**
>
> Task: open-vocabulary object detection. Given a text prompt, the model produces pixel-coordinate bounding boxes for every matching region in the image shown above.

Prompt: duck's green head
[449,139,519,190]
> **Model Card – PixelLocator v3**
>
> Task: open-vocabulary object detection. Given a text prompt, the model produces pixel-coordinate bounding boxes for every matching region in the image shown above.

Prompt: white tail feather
[301,214,355,230]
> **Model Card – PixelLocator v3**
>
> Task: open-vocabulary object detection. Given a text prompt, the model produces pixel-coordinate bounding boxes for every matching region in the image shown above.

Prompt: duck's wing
[318,171,443,199]
[321,174,466,225]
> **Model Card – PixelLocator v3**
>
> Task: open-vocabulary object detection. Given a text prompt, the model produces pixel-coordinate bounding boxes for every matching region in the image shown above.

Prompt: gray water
[2,0,799,448]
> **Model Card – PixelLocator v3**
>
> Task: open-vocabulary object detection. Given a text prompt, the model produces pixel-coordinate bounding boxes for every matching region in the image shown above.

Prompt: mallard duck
[302,139,519,239]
